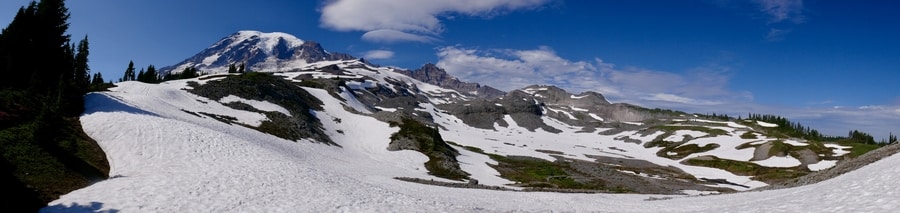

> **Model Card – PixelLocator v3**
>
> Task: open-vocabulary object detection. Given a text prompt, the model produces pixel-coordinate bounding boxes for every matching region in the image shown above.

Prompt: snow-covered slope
[44,75,900,212]
[42,31,898,211]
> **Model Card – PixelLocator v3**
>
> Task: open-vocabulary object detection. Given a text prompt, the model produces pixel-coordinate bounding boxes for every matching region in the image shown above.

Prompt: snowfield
[43,78,900,212]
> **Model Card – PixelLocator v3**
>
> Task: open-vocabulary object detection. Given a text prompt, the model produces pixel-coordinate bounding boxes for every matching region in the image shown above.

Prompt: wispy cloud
[711,0,805,41]
[360,29,440,43]
[435,46,744,108]
[319,0,550,43]
[751,0,804,41]
[765,28,791,41]
[754,0,805,24]
[362,50,395,60]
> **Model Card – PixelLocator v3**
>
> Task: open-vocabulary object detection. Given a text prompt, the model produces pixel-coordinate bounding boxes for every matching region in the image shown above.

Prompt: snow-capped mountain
[43,31,900,211]
[160,30,354,74]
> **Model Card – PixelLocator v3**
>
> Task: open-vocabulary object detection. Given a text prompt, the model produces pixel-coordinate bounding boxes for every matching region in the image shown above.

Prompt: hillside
[39,31,899,211]
[45,68,900,212]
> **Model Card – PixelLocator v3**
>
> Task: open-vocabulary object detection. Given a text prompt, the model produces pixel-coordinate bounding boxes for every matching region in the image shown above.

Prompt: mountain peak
[161,31,353,75]
[395,63,506,99]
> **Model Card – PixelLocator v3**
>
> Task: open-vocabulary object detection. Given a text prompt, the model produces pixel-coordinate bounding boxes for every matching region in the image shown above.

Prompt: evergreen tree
[89,72,105,91]
[144,65,157,83]
[122,60,135,81]
[32,0,71,95]
[137,68,145,82]
[73,35,89,93]
[228,63,237,73]
[136,65,159,83]
[181,67,198,79]
[90,72,103,85]
[0,1,113,211]
[890,132,897,144]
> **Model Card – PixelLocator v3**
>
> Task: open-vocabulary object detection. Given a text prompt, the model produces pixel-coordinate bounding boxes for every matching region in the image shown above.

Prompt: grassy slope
[0,90,109,211]
[390,118,469,180]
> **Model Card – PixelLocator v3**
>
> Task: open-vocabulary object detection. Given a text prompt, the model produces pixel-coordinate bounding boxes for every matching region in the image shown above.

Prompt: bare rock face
[295,41,355,62]
[398,63,506,99]
[518,85,652,125]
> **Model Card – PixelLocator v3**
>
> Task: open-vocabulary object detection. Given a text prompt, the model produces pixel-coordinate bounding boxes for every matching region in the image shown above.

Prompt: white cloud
[754,0,805,24]
[435,46,742,109]
[362,50,395,60]
[320,0,550,43]
[644,93,723,105]
[361,29,439,43]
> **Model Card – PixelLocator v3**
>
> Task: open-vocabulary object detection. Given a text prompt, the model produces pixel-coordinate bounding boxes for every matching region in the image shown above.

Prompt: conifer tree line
[119,62,246,84]
[0,0,100,115]
[0,0,111,210]
[691,112,894,144]
[746,113,894,145]
[228,62,247,74]
[746,113,824,141]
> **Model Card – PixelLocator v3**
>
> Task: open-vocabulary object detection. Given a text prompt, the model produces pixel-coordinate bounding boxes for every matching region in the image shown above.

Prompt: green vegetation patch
[188,72,335,145]
[0,109,109,210]
[488,155,590,189]
[643,125,727,159]
[390,118,469,180]
[768,140,792,157]
[683,156,807,184]
[660,144,720,159]
[843,142,881,158]
[740,132,758,139]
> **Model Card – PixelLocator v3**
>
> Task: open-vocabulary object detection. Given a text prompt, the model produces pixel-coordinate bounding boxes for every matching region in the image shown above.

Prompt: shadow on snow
[82,93,158,117]
[40,202,119,213]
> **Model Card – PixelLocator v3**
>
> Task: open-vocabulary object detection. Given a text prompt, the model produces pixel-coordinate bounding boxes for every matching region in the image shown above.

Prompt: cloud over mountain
[435,46,743,108]
[363,50,395,60]
[319,0,550,43]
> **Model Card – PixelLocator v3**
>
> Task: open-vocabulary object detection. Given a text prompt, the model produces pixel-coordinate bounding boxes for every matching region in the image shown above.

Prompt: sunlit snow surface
[43,77,900,212]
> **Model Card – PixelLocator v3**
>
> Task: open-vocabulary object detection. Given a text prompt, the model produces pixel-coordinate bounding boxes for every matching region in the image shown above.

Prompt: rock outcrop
[397,63,505,99]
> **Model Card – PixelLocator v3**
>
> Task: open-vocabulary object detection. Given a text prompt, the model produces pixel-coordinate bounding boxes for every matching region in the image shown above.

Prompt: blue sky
[2,0,899,139]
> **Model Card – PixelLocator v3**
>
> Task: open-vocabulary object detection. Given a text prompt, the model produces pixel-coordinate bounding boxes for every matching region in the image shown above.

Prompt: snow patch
[824,143,852,156]
[753,156,802,168]
[588,113,604,121]
[570,106,589,112]
[219,95,291,116]
[757,121,779,127]
[807,160,838,171]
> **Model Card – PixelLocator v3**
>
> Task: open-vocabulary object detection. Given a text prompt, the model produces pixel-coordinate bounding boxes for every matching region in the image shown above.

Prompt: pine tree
[90,72,103,85]
[123,60,135,81]
[89,72,104,91]
[33,0,71,95]
[144,65,157,83]
[181,67,198,79]
[890,132,897,144]
[73,35,89,93]
[137,68,145,82]
[228,63,237,73]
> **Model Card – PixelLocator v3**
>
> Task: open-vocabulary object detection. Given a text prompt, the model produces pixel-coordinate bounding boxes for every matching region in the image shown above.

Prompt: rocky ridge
[396,63,505,99]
